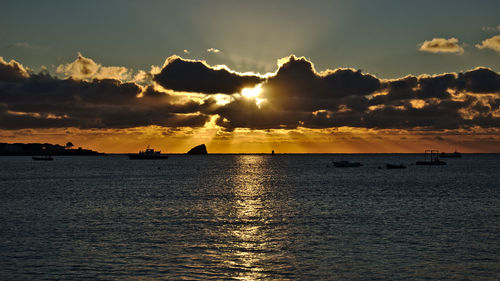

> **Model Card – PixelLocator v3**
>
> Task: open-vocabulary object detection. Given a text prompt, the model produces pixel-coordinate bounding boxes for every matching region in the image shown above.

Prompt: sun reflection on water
[228,156,270,280]
[223,155,292,280]
[187,155,295,279]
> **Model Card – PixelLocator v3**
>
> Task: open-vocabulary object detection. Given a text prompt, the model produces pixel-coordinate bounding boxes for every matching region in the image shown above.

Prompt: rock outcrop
[186,144,208,155]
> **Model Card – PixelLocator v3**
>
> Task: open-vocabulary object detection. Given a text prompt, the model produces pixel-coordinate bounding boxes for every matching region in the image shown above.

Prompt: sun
[241,84,263,98]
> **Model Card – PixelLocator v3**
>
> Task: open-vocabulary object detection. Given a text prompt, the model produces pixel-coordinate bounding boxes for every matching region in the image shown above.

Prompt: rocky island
[186,144,208,155]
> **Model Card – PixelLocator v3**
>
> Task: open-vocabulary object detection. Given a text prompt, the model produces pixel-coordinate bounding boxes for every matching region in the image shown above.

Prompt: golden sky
[1,54,499,153]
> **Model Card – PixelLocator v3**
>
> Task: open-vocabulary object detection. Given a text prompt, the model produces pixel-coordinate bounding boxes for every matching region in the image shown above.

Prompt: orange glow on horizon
[1,126,499,154]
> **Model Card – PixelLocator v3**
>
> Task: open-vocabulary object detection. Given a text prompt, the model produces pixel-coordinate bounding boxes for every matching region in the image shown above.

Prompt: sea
[0,154,499,280]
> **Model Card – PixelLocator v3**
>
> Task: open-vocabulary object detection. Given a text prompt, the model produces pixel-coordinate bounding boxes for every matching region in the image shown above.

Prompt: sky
[0,0,499,153]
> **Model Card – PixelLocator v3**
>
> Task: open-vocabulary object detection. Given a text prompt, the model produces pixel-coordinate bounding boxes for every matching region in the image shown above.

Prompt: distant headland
[0,142,103,156]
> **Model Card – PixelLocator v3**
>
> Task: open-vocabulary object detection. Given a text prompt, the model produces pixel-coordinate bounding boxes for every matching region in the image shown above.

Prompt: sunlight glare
[241,84,263,99]
[214,94,233,105]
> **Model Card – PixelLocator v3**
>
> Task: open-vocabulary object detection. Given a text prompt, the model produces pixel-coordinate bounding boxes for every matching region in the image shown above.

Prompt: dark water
[0,154,499,280]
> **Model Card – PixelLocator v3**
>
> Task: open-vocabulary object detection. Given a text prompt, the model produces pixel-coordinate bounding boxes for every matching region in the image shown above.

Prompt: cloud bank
[153,56,264,94]
[0,54,499,132]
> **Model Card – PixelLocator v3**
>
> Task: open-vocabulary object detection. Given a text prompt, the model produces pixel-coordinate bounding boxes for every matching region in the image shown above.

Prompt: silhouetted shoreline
[0,143,104,156]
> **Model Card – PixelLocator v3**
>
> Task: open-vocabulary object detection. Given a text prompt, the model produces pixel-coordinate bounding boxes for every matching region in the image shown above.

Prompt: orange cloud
[0,56,30,80]
[56,52,131,81]
[419,37,464,54]
[476,35,500,53]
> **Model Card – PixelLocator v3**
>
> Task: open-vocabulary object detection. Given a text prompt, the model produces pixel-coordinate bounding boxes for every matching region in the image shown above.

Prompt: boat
[333,160,362,167]
[128,147,168,159]
[32,147,53,161]
[386,163,406,169]
[32,155,53,161]
[439,151,461,158]
[416,150,446,165]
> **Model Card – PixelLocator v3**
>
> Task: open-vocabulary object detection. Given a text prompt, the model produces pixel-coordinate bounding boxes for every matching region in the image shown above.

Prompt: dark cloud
[369,76,417,106]
[1,55,499,131]
[261,56,380,111]
[210,99,308,131]
[0,58,209,129]
[416,73,455,99]
[303,110,365,128]
[0,57,29,83]
[363,99,475,130]
[457,67,500,93]
[207,56,499,130]
[0,103,76,129]
[153,56,264,94]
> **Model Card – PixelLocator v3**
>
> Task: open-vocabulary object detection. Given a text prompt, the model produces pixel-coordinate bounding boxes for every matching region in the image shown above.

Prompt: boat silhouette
[416,150,446,165]
[32,155,53,161]
[440,150,461,158]
[32,146,53,161]
[128,146,168,159]
[386,163,406,169]
[333,160,362,167]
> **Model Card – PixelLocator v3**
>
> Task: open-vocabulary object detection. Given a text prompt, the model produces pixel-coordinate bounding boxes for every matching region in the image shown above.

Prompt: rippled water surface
[0,154,499,280]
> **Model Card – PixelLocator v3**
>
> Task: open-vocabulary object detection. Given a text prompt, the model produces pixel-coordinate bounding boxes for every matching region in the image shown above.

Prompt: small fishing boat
[416,150,446,165]
[32,147,53,161]
[333,160,362,168]
[128,146,168,159]
[439,151,461,158]
[386,163,406,169]
[32,155,53,161]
